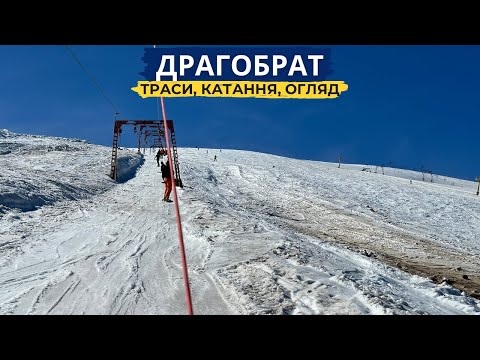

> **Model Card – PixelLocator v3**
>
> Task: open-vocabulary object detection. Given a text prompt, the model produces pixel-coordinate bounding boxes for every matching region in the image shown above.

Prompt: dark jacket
[161,162,171,179]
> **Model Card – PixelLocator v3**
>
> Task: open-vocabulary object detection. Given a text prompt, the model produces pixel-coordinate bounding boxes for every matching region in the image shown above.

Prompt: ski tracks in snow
[0,154,232,314]
[178,149,480,314]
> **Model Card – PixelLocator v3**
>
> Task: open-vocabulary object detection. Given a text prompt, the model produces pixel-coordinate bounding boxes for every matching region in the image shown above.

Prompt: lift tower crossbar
[110,119,183,187]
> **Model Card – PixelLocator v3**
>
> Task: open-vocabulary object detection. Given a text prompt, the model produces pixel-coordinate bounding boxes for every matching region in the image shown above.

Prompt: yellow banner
[131,81,348,99]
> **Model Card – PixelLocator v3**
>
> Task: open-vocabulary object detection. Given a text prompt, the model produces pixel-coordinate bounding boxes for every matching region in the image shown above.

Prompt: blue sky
[0,45,478,181]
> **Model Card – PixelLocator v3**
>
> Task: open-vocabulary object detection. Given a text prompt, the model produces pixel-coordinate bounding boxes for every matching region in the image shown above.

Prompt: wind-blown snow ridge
[0,132,479,314]
[0,129,16,139]
[0,132,143,213]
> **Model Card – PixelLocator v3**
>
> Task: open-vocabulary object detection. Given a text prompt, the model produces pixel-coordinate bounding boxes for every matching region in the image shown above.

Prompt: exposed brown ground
[277,201,480,300]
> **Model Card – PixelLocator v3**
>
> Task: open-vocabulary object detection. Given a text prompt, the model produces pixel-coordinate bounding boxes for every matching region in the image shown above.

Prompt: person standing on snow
[161,161,173,202]
[155,149,162,167]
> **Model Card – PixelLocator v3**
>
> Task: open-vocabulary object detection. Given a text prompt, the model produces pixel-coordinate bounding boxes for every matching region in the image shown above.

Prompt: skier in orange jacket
[161,161,173,202]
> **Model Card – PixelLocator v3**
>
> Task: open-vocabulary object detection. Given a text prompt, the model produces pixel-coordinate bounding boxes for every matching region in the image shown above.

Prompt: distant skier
[214,155,217,162]
[161,161,173,202]
[155,149,162,167]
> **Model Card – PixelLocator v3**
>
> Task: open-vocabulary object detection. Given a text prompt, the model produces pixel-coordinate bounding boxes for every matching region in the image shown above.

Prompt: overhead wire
[64,45,120,114]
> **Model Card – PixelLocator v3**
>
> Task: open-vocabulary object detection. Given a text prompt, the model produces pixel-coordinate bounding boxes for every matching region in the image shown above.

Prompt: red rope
[154,46,194,315]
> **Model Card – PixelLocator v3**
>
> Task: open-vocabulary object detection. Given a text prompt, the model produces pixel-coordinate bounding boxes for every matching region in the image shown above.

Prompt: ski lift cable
[154,44,194,316]
[156,91,162,123]
[64,45,120,114]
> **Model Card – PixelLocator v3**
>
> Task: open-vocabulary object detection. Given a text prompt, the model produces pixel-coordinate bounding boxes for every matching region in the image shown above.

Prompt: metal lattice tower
[110,120,183,187]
